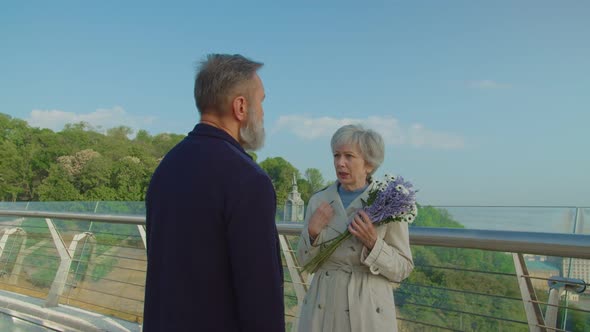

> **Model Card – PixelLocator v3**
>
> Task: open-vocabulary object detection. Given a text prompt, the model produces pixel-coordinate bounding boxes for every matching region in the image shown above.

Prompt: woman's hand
[308,201,334,240]
[348,210,378,250]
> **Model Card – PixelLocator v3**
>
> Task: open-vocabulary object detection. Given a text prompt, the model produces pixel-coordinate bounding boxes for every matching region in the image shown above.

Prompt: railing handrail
[429,205,590,208]
[0,210,144,224]
[1,209,589,259]
[277,223,590,259]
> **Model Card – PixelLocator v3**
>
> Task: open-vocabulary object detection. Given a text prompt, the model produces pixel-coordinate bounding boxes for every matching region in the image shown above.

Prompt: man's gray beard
[239,110,265,151]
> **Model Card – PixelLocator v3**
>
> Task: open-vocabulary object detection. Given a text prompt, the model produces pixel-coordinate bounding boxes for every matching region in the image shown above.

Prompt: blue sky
[1,1,589,206]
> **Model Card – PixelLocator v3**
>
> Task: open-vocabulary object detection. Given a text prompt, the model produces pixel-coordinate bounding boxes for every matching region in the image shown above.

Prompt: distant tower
[284,174,305,222]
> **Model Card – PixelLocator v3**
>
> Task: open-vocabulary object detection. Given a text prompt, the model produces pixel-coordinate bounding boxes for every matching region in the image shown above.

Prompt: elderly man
[143,54,284,332]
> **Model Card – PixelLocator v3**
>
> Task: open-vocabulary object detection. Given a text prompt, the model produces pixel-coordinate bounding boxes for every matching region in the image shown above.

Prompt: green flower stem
[302,231,352,273]
[301,216,408,273]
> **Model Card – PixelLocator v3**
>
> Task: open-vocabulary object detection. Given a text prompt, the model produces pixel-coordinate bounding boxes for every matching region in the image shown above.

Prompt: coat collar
[188,123,251,159]
[320,181,375,241]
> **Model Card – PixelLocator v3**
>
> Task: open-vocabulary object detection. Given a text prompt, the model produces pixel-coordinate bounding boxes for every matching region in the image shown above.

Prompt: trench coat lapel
[320,182,374,243]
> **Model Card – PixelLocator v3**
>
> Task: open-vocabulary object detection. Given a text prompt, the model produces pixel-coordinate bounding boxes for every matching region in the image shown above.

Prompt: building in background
[564,258,590,295]
[284,174,304,222]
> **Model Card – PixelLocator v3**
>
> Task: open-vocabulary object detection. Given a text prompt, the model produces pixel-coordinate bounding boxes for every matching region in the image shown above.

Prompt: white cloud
[467,80,511,89]
[272,115,465,149]
[407,124,465,149]
[26,106,156,133]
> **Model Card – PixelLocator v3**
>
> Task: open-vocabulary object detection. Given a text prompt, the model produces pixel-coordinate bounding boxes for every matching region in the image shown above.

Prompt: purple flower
[302,174,418,273]
[364,176,417,224]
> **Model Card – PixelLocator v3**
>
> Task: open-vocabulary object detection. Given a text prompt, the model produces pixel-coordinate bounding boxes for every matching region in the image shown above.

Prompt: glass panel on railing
[0,311,54,332]
[576,208,589,235]
[0,214,146,323]
[51,218,146,322]
[24,201,99,213]
[94,201,146,215]
[397,244,528,331]
[0,201,30,211]
[426,206,578,233]
[0,217,55,300]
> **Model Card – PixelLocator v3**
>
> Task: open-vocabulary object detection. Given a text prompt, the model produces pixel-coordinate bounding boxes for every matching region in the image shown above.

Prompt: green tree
[305,168,326,193]
[112,156,149,200]
[0,113,30,145]
[259,157,300,207]
[75,154,113,198]
[0,140,24,201]
[248,151,258,162]
[30,128,66,184]
[37,164,81,201]
[152,133,184,157]
[0,114,41,200]
[106,126,133,140]
[135,129,152,144]
[562,305,590,331]
[296,179,312,205]
[397,206,525,331]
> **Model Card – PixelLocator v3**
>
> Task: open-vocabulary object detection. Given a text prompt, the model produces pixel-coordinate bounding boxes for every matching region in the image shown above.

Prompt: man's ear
[232,95,248,122]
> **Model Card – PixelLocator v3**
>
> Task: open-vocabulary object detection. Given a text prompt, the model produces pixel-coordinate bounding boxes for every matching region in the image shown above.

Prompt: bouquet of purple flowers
[302,174,417,273]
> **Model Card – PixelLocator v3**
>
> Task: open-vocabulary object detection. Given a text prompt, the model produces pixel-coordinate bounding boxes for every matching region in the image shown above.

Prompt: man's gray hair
[331,124,385,177]
[194,54,263,114]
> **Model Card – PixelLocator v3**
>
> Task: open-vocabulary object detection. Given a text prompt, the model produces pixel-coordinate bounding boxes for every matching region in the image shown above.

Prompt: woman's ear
[365,163,374,176]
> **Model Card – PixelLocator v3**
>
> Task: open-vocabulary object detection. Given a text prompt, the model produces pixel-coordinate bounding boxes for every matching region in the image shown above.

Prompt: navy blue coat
[143,123,284,331]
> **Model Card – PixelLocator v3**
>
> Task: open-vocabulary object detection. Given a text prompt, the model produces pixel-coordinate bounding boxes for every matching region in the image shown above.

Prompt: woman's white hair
[330,124,385,178]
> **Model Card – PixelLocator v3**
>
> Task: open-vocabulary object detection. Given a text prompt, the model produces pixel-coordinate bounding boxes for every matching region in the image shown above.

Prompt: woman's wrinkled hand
[348,209,377,250]
[308,201,334,240]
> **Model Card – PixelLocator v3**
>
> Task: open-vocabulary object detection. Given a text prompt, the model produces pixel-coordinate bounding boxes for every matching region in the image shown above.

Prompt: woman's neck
[339,182,368,192]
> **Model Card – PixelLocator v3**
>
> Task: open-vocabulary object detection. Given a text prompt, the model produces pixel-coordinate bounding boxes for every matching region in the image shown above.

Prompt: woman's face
[333,143,373,191]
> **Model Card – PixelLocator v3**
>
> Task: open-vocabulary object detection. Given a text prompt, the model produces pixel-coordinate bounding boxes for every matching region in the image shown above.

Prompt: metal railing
[3,210,589,259]
[0,208,589,331]
[277,223,590,260]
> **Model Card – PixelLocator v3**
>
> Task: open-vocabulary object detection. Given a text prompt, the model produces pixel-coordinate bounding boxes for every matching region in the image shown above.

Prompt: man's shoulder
[185,135,255,166]
[176,132,270,186]
[218,144,271,187]
[241,163,273,187]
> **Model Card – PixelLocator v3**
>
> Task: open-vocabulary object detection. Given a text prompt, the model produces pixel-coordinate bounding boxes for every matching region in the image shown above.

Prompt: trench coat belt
[317,262,370,274]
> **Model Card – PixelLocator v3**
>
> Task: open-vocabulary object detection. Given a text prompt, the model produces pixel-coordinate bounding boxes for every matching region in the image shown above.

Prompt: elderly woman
[296,124,414,332]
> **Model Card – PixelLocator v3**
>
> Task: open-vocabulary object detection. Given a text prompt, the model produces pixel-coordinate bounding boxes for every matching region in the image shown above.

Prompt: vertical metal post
[545,288,560,329]
[9,229,27,285]
[278,235,307,332]
[68,201,100,304]
[561,208,579,330]
[44,218,72,307]
[138,225,147,249]
[279,235,307,302]
[512,253,544,332]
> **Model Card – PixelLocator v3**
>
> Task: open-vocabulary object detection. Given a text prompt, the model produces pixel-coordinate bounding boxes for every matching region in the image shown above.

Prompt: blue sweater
[338,184,368,209]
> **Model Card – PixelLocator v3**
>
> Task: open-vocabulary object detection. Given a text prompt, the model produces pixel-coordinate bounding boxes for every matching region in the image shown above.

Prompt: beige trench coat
[296,182,414,332]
